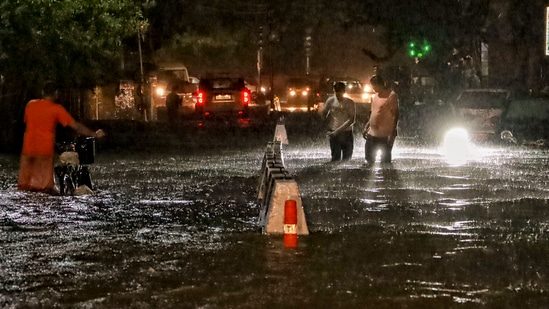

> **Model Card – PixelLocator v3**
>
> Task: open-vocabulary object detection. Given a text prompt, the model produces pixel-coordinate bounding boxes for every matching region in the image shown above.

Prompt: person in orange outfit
[18,83,105,194]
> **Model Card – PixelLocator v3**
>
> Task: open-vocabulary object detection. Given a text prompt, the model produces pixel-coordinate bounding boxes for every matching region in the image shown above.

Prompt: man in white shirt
[363,75,399,166]
[322,82,356,162]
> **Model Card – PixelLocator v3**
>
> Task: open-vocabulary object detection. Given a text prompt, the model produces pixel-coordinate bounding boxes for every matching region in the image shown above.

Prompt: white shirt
[368,90,398,137]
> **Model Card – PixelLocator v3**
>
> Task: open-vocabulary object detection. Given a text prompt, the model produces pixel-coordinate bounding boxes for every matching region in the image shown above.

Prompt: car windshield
[287,78,313,88]
[321,78,363,94]
[455,91,509,109]
[343,80,363,94]
[200,78,245,90]
[157,70,188,82]
[505,99,549,120]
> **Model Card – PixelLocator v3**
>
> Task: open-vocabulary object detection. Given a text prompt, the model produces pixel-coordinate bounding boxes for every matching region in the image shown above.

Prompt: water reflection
[1,141,549,307]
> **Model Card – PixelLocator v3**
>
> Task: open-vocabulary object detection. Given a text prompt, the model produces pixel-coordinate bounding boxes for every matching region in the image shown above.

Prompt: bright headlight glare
[442,127,471,165]
[156,88,165,96]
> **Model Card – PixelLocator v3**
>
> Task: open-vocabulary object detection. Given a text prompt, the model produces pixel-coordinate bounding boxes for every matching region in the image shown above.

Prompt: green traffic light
[408,41,430,58]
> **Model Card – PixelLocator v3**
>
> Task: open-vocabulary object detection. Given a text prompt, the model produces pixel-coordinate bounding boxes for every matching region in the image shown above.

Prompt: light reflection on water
[1,141,549,307]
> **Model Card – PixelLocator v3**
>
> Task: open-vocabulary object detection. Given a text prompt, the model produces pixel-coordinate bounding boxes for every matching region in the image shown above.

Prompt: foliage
[145,0,491,76]
[0,0,145,94]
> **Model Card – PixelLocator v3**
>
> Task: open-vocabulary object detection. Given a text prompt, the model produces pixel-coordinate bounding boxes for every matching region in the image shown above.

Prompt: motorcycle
[54,137,96,196]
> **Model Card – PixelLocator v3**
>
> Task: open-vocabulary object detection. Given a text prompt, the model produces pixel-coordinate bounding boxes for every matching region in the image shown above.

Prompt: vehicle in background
[316,77,374,111]
[246,82,273,117]
[499,97,549,147]
[273,77,318,113]
[195,77,251,118]
[449,88,511,142]
[149,62,197,118]
[316,77,375,131]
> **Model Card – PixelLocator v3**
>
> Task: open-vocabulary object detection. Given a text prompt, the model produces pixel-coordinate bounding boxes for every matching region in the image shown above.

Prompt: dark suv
[195,77,251,118]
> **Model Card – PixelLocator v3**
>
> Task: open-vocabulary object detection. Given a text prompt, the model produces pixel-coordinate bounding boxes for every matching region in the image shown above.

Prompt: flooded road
[1,130,549,308]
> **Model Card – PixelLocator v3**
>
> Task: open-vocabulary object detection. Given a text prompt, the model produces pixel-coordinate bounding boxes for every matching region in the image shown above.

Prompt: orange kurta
[18,99,74,192]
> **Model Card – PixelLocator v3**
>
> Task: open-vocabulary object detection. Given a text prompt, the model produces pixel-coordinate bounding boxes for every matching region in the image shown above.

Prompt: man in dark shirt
[166,85,182,123]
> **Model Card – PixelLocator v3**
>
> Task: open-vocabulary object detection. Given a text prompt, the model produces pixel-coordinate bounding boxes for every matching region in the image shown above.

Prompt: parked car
[244,81,273,117]
[150,62,197,116]
[499,97,549,146]
[273,77,318,113]
[195,77,251,118]
[449,88,511,142]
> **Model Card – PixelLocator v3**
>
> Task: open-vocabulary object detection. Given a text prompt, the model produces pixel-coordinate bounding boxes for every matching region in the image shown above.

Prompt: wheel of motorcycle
[77,165,94,190]
[62,173,75,196]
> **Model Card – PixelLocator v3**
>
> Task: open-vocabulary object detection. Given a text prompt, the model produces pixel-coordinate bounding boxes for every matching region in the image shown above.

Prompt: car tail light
[241,89,251,105]
[196,90,205,107]
[489,116,500,127]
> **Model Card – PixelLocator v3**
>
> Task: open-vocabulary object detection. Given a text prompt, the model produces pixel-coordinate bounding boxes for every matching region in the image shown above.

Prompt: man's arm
[68,121,105,138]
[322,98,332,118]
[389,93,399,140]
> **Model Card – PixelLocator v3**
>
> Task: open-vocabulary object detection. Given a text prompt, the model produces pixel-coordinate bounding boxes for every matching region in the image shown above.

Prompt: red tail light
[241,89,250,105]
[196,90,205,107]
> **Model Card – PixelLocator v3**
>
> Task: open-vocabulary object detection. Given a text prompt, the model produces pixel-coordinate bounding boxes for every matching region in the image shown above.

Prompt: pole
[137,26,144,85]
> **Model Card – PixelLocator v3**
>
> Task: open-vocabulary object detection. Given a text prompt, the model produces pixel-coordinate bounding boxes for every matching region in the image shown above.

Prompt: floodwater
[1,133,549,308]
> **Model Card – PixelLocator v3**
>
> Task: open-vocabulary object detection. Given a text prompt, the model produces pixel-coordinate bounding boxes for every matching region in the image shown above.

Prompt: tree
[0,0,145,97]
[353,0,489,70]
[0,0,146,153]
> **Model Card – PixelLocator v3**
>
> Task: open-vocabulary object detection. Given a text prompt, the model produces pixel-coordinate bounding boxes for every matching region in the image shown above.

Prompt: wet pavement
[1,125,549,308]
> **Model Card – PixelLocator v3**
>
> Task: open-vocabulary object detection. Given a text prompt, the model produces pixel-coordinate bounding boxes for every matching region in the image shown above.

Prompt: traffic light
[408,41,431,58]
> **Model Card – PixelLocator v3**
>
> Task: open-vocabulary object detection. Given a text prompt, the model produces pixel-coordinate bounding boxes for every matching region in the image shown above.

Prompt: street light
[304,27,312,75]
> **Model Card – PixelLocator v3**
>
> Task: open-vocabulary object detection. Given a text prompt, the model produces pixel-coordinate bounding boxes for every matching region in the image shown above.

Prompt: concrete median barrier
[257,140,309,235]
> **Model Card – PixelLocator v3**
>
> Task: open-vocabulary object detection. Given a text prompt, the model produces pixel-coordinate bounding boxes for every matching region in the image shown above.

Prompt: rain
[1,117,549,307]
[2,1,549,308]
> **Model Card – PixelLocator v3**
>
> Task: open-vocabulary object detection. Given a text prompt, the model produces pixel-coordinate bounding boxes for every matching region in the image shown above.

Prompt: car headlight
[441,127,472,165]
[156,87,165,96]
